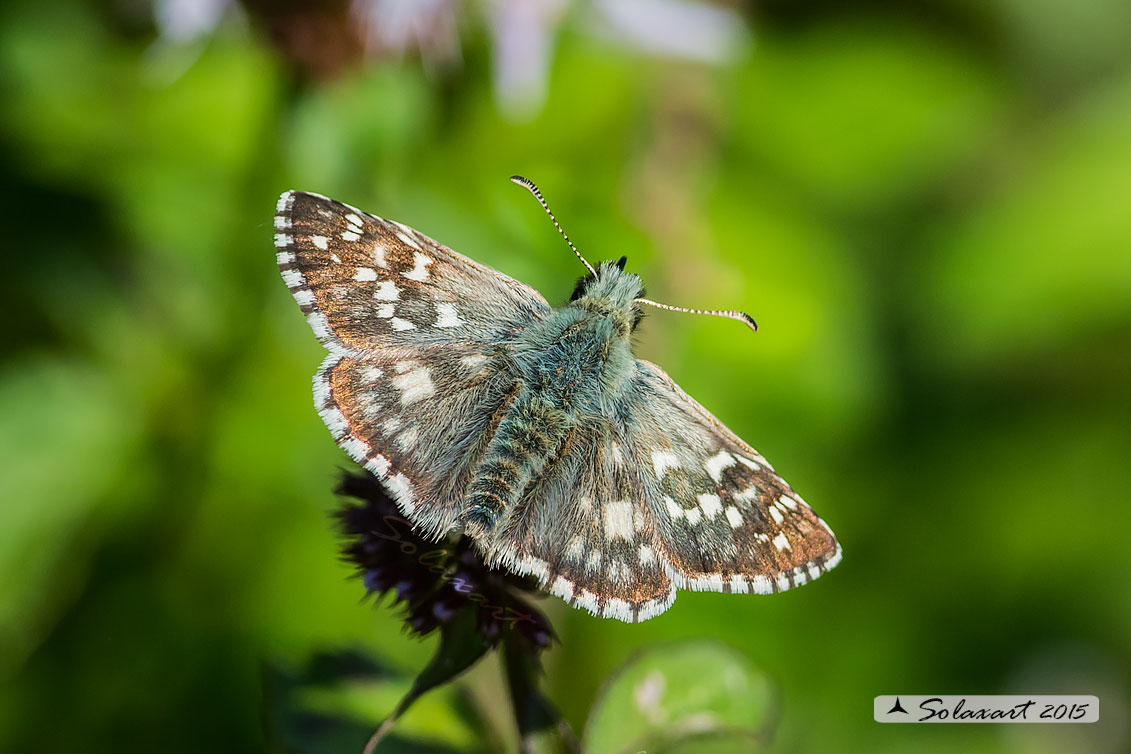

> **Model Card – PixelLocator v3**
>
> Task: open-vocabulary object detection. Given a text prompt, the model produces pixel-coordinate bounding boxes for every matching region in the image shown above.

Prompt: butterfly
[273,176,840,622]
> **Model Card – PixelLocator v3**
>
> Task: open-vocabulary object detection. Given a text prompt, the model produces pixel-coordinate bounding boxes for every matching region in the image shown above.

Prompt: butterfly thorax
[462,263,642,546]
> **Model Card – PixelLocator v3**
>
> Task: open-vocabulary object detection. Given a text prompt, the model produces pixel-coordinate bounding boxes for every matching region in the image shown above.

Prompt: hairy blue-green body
[464,261,643,534]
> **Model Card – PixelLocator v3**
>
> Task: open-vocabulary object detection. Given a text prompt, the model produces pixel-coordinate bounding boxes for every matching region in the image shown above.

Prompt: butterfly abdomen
[463,391,572,537]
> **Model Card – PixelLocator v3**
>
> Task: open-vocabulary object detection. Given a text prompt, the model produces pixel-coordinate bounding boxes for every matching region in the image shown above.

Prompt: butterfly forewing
[275,191,551,353]
[276,190,545,535]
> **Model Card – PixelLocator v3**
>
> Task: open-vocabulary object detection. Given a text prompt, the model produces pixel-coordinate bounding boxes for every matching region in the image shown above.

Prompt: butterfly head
[510,175,757,334]
[569,257,646,333]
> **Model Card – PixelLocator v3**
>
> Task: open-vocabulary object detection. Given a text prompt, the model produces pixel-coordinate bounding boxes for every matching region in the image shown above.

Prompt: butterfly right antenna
[510,175,597,276]
[634,298,759,333]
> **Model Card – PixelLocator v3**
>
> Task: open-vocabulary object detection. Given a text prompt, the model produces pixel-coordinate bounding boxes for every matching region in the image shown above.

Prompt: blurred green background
[2,0,1130,752]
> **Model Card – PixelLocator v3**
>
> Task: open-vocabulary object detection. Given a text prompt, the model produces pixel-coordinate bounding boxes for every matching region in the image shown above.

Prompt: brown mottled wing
[274,190,550,354]
[275,191,548,537]
[494,359,840,623]
[629,360,841,596]
[492,421,676,622]
[313,347,519,538]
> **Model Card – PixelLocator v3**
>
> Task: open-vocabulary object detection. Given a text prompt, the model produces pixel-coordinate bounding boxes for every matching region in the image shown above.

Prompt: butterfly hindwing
[492,421,676,622]
[629,360,841,594]
[487,360,840,623]
[275,191,551,353]
[317,344,521,538]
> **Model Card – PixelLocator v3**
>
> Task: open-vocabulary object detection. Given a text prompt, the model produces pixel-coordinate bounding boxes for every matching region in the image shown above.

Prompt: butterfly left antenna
[510,175,597,276]
[635,298,759,333]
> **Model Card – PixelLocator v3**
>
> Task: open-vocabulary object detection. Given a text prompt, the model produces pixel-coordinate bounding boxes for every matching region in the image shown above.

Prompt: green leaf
[362,611,491,753]
[502,636,579,754]
[583,641,775,754]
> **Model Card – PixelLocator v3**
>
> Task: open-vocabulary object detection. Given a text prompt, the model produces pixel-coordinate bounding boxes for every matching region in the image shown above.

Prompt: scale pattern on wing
[492,421,675,622]
[315,344,520,538]
[629,360,841,595]
[275,191,551,353]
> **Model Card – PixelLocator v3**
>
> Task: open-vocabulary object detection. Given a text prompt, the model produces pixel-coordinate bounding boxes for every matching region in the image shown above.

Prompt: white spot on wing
[318,406,349,438]
[704,450,736,482]
[346,213,363,228]
[311,235,329,250]
[769,506,784,524]
[698,493,722,519]
[684,507,702,526]
[565,535,585,561]
[391,367,434,404]
[689,573,724,592]
[341,230,361,242]
[735,453,773,472]
[550,576,574,600]
[373,281,400,301]
[365,454,390,477]
[373,243,387,268]
[735,486,760,503]
[281,270,304,289]
[354,267,377,282]
[651,450,680,478]
[460,353,488,371]
[434,302,463,328]
[390,317,415,331]
[402,252,432,281]
[638,545,656,566]
[602,501,635,541]
[306,312,332,341]
[375,303,395,318]
[725,506,743,528]
[773,532,790,551]
[396,426,419,452]
[664,496,682,519]
[276,251,295,265]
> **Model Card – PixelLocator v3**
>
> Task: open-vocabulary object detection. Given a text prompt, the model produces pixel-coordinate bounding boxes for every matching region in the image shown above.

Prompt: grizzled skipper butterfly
[274,177,840,622]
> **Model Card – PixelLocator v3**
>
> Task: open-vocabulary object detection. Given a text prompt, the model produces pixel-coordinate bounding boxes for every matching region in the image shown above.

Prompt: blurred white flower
[486,0,749,121]
[354,0,462,68]
[487,0,569,121]
[151,0,750,118]
[588,0,750,64]
[154,0,233,45]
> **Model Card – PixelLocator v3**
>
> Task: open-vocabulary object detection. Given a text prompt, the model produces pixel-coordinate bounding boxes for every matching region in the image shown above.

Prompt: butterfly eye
[631,304,645,332]
[569,274,592,302]
[616,256,627,271]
